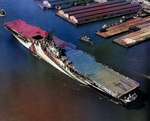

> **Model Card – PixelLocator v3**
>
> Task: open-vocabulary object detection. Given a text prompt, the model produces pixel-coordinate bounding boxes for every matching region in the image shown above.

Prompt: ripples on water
[0,0,150,121]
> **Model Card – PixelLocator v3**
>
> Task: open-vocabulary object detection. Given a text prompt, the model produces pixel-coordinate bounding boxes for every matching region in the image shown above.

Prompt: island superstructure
[5,19,139,105]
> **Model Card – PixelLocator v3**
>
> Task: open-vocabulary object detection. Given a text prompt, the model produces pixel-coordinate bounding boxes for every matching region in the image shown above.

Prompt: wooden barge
[95,15,150,38]
[95,10,150,47]
[55,0,141,25]
[113,23,150,47]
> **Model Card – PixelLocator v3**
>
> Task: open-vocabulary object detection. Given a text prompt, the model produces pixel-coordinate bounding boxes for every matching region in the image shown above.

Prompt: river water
[0,0,149,121]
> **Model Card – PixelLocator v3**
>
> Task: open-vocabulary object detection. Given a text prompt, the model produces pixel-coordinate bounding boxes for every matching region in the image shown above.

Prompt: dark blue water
[0,0,149,121]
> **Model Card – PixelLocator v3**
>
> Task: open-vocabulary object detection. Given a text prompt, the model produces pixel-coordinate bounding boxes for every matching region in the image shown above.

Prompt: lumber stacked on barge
[55,0,141,25]
[96,16,150,38]
[113,23,150,47]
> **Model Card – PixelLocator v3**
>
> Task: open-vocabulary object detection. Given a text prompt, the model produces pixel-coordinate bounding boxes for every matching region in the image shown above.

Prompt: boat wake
[98,95,120,105]
[109,99,120,105]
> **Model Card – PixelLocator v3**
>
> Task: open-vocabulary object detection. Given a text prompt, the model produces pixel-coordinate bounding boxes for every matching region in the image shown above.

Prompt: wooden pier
[56,0,141,25]
[96,16,150,38]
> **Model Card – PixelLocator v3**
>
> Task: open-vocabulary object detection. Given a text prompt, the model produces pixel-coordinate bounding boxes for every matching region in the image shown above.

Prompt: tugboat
[79,35,94,45]
[124,93,137,103]
[0,8,6,16]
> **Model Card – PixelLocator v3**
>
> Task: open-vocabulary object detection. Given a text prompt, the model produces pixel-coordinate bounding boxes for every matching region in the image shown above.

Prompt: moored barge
[113,23,150,47]
[95,13,150,38]
[95,9,150,47]
[5,20,140,105]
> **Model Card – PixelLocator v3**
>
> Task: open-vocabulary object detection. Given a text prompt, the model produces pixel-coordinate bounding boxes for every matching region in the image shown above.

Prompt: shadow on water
[113,63,150,80]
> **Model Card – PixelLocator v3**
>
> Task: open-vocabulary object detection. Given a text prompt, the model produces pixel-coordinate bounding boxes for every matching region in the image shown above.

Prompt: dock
[95,16,150,38]
[55,0,141,25]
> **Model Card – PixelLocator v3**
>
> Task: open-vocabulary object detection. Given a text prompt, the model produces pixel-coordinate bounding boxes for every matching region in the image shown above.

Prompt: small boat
[124,93,137,103]
[39,1,51,9]
[79,35,94,45]
[0,9,6,16]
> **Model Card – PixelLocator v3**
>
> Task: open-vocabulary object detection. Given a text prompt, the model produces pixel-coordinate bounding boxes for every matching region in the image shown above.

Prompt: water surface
[0,0,149,121]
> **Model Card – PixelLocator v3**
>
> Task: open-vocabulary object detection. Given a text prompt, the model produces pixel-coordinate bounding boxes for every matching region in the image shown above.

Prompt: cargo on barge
[95,14,150,38]
[113,23,150,47]
[55,0,141,25]
[95,9,150,47]
[5,19,140,105]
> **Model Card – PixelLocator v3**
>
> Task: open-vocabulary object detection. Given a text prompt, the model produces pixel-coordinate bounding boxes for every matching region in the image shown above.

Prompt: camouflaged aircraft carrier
[5,19,140,105]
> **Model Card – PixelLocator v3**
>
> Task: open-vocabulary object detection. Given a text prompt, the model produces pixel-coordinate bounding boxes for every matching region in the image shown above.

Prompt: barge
[55,0,141,25]
[95,9,150,47]
[95,11,150,38]
[5,19,140,105]
[113,23,150,47]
